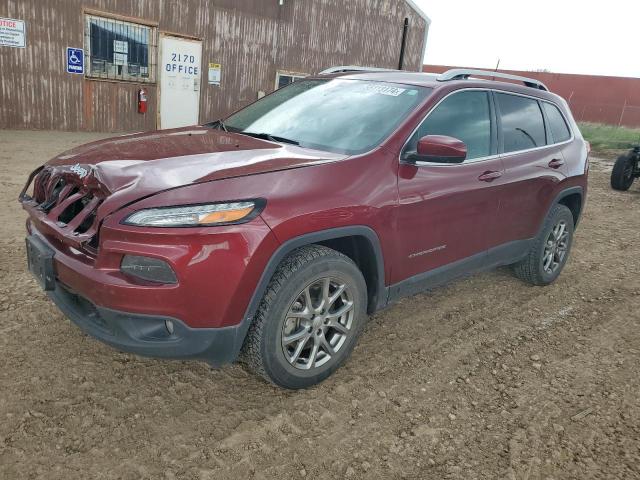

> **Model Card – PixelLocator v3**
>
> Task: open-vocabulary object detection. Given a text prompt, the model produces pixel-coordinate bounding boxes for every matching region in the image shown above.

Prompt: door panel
[393,89,501,284]
[491,92,568,246]
[394,159,504,283]
[159,36,203,129]
[494,146,567,245]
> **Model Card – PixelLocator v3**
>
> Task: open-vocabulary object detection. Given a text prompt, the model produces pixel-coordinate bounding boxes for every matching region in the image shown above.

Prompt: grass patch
[578,122,640,156]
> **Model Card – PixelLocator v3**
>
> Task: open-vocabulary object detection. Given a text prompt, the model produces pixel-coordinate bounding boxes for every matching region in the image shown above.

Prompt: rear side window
[542,102,572,143]
[496,93,546,153]
[405,90,492,160]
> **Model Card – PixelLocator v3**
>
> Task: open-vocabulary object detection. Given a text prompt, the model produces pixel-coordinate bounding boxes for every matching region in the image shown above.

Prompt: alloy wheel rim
[281,277,354,370]
[543,220,568,274]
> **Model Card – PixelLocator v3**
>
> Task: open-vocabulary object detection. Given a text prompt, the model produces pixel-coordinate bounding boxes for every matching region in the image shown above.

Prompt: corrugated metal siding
[424,64,640,128]
[0,0,427,132]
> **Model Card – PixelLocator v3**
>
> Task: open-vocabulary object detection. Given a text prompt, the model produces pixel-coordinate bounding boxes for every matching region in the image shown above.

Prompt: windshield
[223,79,431,155]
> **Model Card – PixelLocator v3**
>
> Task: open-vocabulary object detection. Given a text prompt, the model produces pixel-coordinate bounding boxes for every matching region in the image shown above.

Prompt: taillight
[584,141,590,174]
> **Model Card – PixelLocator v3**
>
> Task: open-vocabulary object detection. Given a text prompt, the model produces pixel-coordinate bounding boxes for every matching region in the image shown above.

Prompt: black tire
[611,154,636,191]
[513,204,574,286]
[241,245,368,389]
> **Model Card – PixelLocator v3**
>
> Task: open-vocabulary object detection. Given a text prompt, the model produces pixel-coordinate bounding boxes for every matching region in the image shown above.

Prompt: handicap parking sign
[66,47,84,74]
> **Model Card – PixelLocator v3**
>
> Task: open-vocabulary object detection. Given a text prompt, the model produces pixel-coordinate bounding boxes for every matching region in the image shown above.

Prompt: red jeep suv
[20,68,589,389]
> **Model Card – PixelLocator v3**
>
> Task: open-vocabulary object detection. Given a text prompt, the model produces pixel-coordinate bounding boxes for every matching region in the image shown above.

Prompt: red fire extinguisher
[138,88,148,114]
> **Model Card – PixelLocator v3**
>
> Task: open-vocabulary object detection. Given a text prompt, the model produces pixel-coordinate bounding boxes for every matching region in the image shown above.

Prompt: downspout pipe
[398,17,409,70]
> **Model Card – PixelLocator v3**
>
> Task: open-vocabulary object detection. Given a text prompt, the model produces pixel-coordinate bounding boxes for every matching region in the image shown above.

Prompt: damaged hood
[44,126,347,213]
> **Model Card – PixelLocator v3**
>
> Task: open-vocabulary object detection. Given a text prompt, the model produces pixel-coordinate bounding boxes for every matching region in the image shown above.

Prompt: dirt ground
[1,130,639,480]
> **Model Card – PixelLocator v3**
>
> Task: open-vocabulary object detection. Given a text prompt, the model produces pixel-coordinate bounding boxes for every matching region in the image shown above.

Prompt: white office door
[159,36,202,129]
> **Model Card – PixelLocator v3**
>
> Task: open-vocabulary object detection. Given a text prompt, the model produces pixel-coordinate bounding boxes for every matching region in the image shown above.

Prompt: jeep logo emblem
[70,163,89,179]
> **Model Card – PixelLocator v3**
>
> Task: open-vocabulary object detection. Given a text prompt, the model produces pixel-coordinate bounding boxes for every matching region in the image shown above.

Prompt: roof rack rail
[436,68,549,91]
[319,65,399,75]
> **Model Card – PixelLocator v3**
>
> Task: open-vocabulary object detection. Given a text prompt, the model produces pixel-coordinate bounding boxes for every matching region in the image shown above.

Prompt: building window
[275,71,307,89]
[84,14,156,82]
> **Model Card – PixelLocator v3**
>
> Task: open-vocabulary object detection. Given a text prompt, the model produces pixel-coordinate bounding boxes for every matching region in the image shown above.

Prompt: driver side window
[404,90,492,161]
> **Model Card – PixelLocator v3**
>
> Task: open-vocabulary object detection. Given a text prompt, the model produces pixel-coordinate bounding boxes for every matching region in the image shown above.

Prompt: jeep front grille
[22,167,104,249]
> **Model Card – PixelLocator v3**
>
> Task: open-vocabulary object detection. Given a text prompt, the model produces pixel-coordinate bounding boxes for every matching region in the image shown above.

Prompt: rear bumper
[49,282,240,366]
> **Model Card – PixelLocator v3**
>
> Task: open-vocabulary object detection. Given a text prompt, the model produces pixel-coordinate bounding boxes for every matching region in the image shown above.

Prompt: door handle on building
[478,171,502,182]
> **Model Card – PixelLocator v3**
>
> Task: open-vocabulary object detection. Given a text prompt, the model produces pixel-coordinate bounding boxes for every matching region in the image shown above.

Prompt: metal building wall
[0,0,428,132]
[424,64,640,128]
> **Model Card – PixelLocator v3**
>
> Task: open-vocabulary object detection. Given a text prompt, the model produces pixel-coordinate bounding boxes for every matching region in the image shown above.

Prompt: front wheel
[611,153,636,191]
[241,245,368,389]
[513,204,575,286]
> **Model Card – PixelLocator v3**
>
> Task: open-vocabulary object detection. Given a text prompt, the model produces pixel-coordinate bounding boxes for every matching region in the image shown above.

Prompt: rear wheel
[513,204,574,286]
[611,153,636,191]
[241,245,367,389]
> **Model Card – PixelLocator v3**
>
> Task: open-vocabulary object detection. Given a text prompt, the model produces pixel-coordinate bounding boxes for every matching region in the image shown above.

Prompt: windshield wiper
[203,119,228,132]
[239,132,299,146]
[204,124,300,145]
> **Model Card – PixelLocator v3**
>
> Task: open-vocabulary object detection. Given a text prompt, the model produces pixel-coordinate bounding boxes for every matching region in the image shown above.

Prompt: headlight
[123,201,262,227]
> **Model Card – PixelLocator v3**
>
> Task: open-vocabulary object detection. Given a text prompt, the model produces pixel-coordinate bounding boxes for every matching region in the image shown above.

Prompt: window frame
[494,91,548,155]
[540,100,572,144]
[274,70,308,90]
[400,88,575,167]
[84,12,158,84]
[493,90,575,156]
[400,88,498,166]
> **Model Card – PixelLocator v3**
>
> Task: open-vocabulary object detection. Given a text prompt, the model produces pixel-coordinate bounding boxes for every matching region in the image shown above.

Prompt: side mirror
[410,135,467,164]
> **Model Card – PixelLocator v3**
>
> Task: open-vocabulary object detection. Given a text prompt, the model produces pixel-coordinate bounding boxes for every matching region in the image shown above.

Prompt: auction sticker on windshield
[363,84,406,96]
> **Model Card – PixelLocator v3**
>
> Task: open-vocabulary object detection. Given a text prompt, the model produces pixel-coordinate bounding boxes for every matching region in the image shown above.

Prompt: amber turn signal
[198,206,254,225]
[124,201,261,227]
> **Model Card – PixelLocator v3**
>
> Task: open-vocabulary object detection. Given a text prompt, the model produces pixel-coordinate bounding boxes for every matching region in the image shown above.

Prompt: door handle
[548,158,565,169]
[478,170,502,182]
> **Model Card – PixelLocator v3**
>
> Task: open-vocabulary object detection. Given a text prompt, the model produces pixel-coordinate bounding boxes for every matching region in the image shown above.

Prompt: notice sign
[113,40,128,54]
[208,63,221,85]
[66,47,84,74]
[0,17,26,48]
[113,40,128,66]
[113,53,128,66]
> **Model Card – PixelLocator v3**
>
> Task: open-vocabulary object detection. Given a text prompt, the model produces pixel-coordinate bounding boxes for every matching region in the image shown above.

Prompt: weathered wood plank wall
[0,0,427,132]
